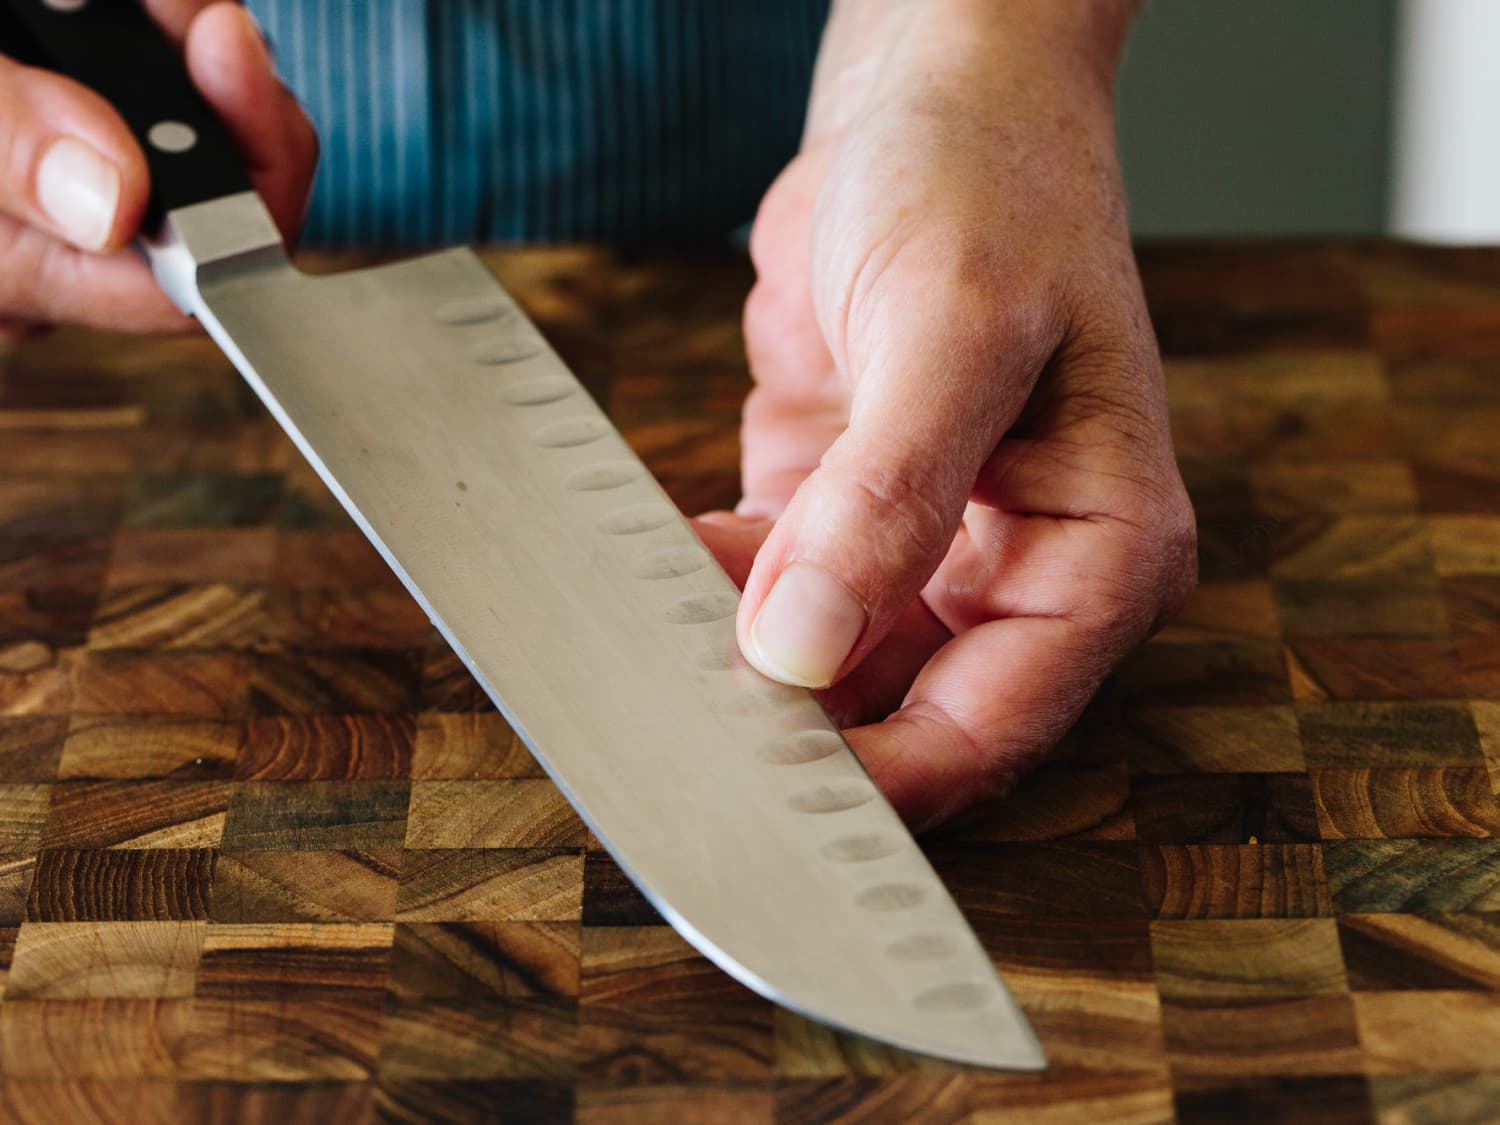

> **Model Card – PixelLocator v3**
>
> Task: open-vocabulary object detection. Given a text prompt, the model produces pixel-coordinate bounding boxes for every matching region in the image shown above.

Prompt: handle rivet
[147,121,198,154]
[42,0,89,11]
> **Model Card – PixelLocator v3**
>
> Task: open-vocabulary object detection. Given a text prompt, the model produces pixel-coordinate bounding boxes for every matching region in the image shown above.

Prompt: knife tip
[826,1006,1048,1072]
[928,1028,1048,1072]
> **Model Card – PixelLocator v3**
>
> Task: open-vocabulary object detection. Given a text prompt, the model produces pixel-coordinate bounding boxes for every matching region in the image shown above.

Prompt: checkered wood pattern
[0,245,1498,1123]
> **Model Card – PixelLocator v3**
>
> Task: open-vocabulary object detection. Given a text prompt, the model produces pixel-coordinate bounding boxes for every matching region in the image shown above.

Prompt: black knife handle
[0,0,252,232]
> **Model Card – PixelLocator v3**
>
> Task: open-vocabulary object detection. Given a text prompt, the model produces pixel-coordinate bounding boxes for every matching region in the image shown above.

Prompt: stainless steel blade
[148,194,1044,1071]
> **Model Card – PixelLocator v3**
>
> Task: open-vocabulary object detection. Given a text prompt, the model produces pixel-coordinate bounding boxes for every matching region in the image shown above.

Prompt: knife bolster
[143,192,288,315]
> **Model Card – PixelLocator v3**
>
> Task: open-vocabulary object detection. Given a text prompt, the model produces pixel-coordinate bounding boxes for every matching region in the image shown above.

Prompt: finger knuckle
[858,234,1062,356]
[1081,571,1158,644]
[29,231,79,314]
[1042,339,1166,443]
[0,221,49,321]
[1155,490,1200,619]
[1090,488,1198,638]
[828,454,954,563]
[898,701,1026,810]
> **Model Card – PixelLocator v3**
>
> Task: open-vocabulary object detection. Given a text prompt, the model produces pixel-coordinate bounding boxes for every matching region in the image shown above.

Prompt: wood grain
[25,849,216,922]
[65,650,246,717]
[0,787,50,857]
[1151,920,1349,1000]
[178,1083,375,1125]
[1159,996,1364,1079]
[774,1010,968,1079]
[0,859,35,927]
[0,717,66,783]
[86,584,265,650]
[1274,578,1449,640]
[1130,773,1318,844]
[0,1080,183,1125]
[1296,702,1483,768]
[41,780,230,849]
[1287,639,1466,703]
[1268,515,1433,581]
[119,473,282,531]
[1324,839,1500,912]
[1251,459,1418,520]
[387,921,579,1001]
[194,921,394,1000]
[411,712,542,780]
[245,650,421,716]
[236,715,414,781]
[1121,705,1304,774]
[378,998,577,1080]
[577,927,774,1084]
[940,762,1134,843]
[175,995,384,1080]
[420,640,499,714]
[58,717,242,781]
[259,587,433,650]
[1369,1074,1500,1125]
[219,781,410,850]
[1311,768,1500,839]
[208,849,400,923]
[395,850,583,923]
[105,527,276,587]
[1141,845,1332,920]
[1114,644,1293,708]
[1,244,1498,1117]
[1354,992,1500,1075]
[271,529,402,590]
[579,1084,768,1124]
[1171,1076,1374,1125]
[405,780,588,848]
[1155,580,1281,644]
[971,1079,1177,1125]
[1445,576,1500,639]
[1427,515,1500,576]
[376,1080,571,1125]
[0,998,190,1078]
[1337,913,1500,991]
[930,843,1148,919]
[581,853,662,927]
[5,921,206,1000]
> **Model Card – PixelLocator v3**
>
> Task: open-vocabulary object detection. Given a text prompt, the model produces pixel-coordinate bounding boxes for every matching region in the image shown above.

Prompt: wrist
[807,0,1138,143]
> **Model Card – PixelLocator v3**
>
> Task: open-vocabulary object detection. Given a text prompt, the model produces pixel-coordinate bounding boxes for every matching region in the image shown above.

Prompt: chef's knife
[3,0,1044,1070]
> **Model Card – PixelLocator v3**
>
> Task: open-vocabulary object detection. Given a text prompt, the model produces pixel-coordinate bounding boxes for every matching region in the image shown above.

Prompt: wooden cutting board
[0,243,1496,1123]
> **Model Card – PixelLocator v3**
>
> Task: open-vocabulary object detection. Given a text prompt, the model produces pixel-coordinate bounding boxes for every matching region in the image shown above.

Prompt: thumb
[735,388,989,690]
[734,216,1065,690]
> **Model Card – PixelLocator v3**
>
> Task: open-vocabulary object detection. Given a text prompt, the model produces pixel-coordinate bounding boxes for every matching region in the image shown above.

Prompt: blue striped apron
[246,0,831,246]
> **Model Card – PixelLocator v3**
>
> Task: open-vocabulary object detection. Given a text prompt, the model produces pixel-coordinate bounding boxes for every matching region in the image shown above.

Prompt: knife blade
[5,0,1044,1070]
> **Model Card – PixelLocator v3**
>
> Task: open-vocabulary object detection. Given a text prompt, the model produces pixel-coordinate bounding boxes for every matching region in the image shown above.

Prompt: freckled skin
[693,0,1197,831]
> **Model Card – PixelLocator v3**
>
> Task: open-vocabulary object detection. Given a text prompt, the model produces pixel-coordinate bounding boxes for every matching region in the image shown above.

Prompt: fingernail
[746,563,866,688]
[36,138,119,252]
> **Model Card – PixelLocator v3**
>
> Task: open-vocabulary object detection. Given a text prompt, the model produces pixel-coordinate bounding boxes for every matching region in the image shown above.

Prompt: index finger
[845,613,1118,832]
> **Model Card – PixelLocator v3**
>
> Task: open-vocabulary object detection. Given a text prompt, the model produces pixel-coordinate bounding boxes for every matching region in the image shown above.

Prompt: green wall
[1115,0,1395,237]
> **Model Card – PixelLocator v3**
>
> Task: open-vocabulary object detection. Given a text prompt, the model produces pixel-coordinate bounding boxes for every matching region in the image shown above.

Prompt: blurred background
[1119,0,1500,241]
[256,0,1499,246]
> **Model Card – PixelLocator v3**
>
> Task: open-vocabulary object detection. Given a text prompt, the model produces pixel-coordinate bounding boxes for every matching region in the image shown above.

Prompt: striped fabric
[246,0,831,247]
